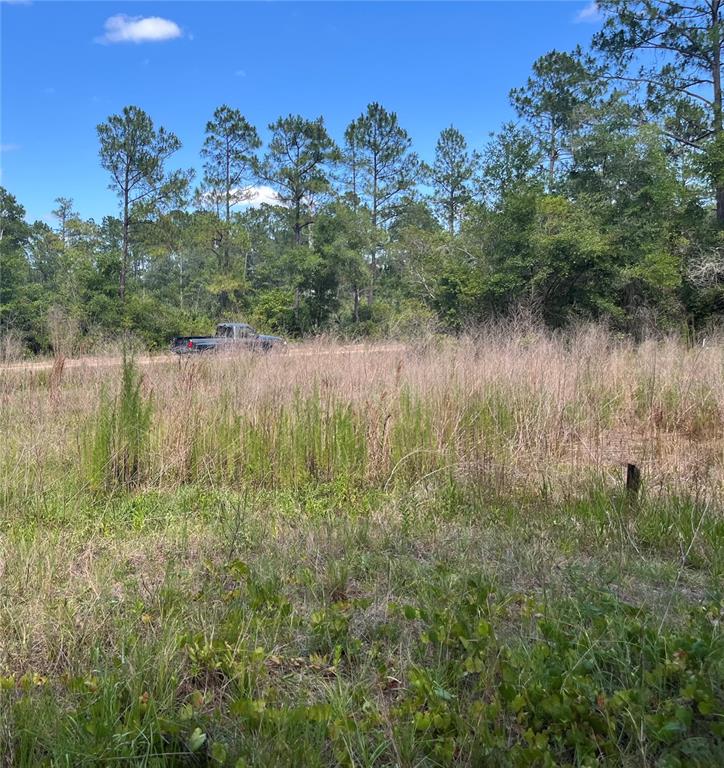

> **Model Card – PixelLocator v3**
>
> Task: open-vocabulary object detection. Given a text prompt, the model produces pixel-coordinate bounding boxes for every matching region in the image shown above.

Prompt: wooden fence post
[626,463,641,500]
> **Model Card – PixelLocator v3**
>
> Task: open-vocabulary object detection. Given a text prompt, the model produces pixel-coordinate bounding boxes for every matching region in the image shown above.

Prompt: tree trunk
[350,145,358,210]
[224,140,231,268]
[368,159,379,307]
[294,200,302,245]
[120,172,129,304]
[353,286,360,323]
[225,141,231,226]
[294,286,300,327]
[717,186,724,222]
[712,1,724,223]
[548,117,556,191]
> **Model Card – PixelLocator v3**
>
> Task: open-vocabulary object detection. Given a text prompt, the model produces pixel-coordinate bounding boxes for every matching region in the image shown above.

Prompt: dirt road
[0,344,407,373]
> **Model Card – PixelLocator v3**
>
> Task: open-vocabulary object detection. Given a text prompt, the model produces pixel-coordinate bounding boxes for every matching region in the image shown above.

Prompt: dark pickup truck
[171,323,286,354]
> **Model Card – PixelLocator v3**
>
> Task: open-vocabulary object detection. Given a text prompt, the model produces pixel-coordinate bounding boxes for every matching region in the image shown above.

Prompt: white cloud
[196,185,283,211]
[235,69,247,78]
[240,185,281,207]
[97,15,182,44]
[1,1,33,6]
[575,2,601,23]
[0,143,20,152]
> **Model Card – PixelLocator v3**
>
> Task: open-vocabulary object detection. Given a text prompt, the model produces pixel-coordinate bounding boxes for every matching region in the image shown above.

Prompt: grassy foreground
[0,328,722,767]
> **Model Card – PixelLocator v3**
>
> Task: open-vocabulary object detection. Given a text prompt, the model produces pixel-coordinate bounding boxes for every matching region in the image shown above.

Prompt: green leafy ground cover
[1,479,721,767]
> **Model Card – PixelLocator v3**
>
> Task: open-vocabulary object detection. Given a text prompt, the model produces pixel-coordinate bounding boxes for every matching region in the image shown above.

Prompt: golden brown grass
[1,324,721,501]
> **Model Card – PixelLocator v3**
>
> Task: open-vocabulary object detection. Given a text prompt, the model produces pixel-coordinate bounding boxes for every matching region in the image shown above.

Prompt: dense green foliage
[2,6,724,353]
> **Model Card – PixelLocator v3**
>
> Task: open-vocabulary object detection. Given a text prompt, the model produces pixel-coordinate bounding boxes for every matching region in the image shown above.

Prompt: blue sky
[1,1,602,223]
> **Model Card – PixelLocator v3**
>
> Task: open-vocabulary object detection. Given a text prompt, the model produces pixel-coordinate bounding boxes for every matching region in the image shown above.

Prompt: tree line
[1,0,723,353]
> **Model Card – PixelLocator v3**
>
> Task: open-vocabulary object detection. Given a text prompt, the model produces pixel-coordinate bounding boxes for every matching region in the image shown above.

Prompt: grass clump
[87,352,153,490]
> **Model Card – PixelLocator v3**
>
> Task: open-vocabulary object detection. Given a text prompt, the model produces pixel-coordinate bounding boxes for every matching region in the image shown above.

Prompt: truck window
[217,325,232,338]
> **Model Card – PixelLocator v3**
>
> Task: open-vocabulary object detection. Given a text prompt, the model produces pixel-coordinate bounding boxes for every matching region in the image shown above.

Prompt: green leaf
[211,741,228,764]
[188,727,207,752]
[511,693,526,713]
[477,619,491,638]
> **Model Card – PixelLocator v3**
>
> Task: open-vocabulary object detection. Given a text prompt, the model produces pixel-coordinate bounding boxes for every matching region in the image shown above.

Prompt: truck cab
[216,323,255,340]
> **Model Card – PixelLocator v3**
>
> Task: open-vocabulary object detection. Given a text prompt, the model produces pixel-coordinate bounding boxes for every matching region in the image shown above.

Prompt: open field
[0,328,722,767]
[0,344,408,373]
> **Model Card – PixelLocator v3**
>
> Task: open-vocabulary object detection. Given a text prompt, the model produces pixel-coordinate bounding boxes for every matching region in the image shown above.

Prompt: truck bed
[171,336,220,353]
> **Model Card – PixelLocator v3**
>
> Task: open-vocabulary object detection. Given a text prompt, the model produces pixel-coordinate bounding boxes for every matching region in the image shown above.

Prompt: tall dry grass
[0,323,721,505]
